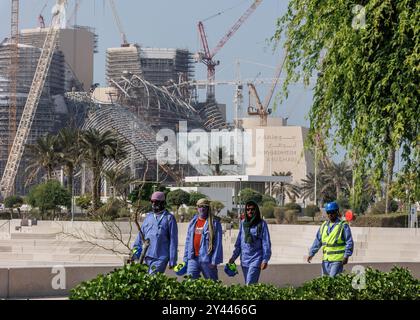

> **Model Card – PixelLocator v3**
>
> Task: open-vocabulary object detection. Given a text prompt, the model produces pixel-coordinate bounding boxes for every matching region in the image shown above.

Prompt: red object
[345,210,354,222]
[193,218,206,257]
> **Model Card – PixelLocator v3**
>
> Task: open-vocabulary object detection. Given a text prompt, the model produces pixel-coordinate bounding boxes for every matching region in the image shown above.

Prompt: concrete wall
[1,262,420,299]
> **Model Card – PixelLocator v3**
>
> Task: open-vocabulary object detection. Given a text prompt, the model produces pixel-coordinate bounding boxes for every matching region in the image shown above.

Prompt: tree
[210,200,225,215]
[166,189,190,212]
[56,127,81,195]
[188,191,208,206]
[80,129,126,211]
[75,194,92,215]
[4,195,24,219]
[270,171,300,206]
[273,0,419,210]
[26,134,59,184]
[103,168,133,200]
[239,188,263,205]
[27,180,71,219]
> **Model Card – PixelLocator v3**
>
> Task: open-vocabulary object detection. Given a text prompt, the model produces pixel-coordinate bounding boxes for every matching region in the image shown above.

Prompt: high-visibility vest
[320,220,347,262]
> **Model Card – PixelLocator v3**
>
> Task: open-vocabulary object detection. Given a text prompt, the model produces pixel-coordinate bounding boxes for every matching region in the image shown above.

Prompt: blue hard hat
[224,263,238,277]
[325,201,339,213]
[174,262,187,276]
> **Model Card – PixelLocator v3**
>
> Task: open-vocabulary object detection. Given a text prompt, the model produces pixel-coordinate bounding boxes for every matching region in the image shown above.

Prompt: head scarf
[243,200,262,244]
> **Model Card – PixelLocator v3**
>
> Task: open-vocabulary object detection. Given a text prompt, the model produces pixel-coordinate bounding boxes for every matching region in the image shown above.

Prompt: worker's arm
[342,224,354,258]
[261,221,272,264]
[183,220,193,263]
[308,228,322,258]
[229,223,242,263]
[211,221,223,265]
[168,215,178,268]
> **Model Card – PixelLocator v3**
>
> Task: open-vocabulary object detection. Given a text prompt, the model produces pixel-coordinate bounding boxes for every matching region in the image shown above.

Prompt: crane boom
[0,0,67,197]
[9,0,19,153]
[262,50,288,110]
[211,0,262,58]
[197,0,262,103]
[109,0,128,46]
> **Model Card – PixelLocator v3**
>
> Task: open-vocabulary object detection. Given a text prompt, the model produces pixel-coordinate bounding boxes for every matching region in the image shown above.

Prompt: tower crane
[109,0,129,47]
[8,0,19,156]
[196,0,262,103]
[247,50,288,126]
[0,0,67,198]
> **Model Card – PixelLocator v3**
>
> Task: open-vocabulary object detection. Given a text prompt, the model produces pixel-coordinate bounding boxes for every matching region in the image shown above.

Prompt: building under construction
[0,42,66,194]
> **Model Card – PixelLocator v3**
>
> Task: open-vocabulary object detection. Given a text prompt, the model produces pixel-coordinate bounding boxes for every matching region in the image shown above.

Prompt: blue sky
[0,0,315,128]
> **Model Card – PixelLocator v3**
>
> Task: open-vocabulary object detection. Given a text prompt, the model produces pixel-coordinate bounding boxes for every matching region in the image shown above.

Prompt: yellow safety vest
[320,220,347,262]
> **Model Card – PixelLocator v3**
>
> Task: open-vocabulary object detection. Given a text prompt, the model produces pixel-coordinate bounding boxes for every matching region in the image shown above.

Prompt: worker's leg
[147,258,168,274]
[328,262,344,277]
[201,263,218,281]
[321,261,330,276]
[242,266,261,285]
[186,258,201,279]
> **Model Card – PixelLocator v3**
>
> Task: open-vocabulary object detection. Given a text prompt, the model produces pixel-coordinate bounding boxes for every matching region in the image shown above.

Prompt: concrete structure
[19,26,97,92]
[169,186,233,215]
[240,117,314,186]
[1,220,419,267]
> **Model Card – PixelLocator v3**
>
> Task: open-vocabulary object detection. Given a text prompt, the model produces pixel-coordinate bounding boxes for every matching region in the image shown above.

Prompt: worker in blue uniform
[229,200,272,285]
[132,191,178,274]
[183,198,223,280]
[307,201,354,277]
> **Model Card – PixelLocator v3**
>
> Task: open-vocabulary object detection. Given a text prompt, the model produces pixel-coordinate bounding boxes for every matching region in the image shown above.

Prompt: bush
[284,202,302,213]
[336,196,351,211]
[273,207,285,223]
[261,204,275,219]
[352,213,411,228]
[284,210,299,224]
[304,205,320,218]
[70,264,420,300]
[261,194,277,206]
[369,199,399,215]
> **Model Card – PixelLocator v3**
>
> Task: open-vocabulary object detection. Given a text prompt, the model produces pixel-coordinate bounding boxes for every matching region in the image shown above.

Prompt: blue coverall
[183,214,223,280]
[309,217,354,277]
[132,210,178,274]
[231,220,272,284]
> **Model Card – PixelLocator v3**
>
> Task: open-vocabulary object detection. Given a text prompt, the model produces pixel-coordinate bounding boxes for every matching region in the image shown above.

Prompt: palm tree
[270,171,301,206]
[103,168,133,200]
[300,172,335,206]
[322,161,352,199]
[56,127,81,195]
[26,134,59,185]
[80,129,126,211]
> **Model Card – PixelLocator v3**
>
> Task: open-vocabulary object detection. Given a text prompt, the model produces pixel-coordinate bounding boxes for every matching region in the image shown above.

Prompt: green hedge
[352,213,412,228]
[69,264,420,300]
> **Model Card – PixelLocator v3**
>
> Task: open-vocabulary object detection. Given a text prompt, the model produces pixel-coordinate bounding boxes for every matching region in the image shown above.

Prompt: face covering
[152,201,165,214]
[198,206,209,219]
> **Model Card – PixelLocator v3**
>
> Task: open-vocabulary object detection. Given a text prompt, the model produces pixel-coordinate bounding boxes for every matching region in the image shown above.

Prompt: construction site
[0,0,315,200]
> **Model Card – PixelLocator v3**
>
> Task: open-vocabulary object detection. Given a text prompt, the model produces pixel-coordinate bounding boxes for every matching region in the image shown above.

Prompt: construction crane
[0,0,67,198]
[8,0,19,158]
[196,0,262,103]
[247,51,288,126]
[109,0,129,47]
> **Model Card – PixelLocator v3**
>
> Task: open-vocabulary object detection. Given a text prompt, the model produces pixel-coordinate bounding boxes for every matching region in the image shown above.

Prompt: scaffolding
[0,43,65,194]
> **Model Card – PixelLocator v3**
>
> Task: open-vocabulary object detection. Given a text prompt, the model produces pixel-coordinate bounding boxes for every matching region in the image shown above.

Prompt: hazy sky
[0,0,314,127]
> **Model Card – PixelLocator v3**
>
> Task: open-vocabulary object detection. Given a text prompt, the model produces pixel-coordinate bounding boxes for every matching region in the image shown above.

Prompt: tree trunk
[385,148,395,215]
[67,164,74,196]
[92,168,102,211]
